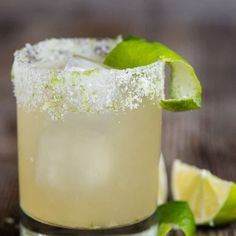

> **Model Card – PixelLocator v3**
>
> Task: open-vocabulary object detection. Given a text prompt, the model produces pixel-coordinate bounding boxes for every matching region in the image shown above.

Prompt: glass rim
[12,37,165,120]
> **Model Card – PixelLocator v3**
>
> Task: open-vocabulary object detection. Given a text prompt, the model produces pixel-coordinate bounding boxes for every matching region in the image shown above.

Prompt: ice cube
[65,56,107,72]
[36,117,113,191]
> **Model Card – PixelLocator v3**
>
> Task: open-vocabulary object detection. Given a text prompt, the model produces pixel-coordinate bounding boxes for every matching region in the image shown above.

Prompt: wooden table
[0,1,236,235]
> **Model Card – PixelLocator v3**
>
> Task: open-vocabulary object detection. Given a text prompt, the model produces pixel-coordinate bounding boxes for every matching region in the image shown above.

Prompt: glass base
[20,209,158,236]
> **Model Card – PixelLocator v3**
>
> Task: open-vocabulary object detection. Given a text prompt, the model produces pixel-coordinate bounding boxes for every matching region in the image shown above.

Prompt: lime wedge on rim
[172,160,236,225]
[104,36,202,112]
[156,201,196,236]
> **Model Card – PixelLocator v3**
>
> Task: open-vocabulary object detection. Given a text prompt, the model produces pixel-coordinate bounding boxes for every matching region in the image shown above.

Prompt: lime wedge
[156,201,196,236]
[172,160,236,225]
[104,36,202,112]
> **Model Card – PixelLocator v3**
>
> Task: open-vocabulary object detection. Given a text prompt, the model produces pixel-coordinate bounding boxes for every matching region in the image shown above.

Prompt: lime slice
[156,201,196,236]
[172,160,236,225]
[158,153,168,205]
[104,36,202,112]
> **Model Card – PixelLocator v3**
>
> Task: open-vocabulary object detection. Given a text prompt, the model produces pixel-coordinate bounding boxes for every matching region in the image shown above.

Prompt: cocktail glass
[12,38,164,235]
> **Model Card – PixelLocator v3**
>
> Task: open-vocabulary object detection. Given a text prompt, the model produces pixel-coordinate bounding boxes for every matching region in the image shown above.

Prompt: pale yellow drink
[17,102,161,228]
[13,38,165,230]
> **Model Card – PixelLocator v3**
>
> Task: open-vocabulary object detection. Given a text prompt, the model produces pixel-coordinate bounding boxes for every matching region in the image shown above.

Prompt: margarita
[12,36,201,233]
[13,38,164,229]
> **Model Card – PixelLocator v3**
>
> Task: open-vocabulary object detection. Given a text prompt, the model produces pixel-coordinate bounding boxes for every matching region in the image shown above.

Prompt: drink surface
[17,102,161,228]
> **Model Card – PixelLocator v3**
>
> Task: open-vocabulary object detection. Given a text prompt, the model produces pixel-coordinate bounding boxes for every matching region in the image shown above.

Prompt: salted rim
[12,37,165,119]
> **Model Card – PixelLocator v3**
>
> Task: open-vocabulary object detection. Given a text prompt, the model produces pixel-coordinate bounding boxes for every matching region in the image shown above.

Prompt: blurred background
[0,0,236,234]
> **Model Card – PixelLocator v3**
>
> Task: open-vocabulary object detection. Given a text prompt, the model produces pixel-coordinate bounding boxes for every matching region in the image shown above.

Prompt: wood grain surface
[0,0,236,235]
